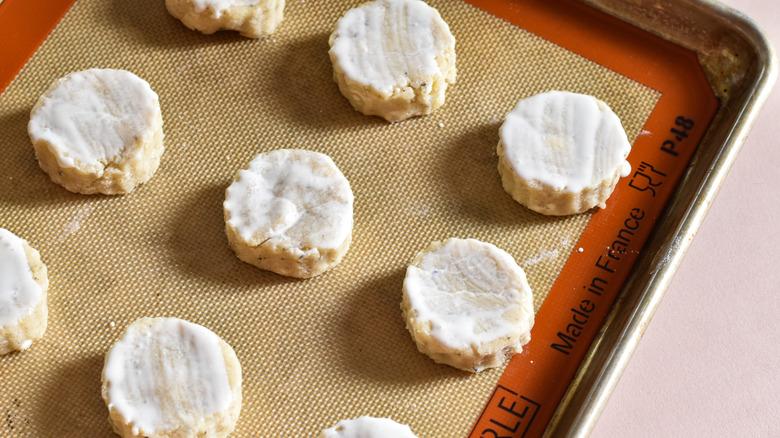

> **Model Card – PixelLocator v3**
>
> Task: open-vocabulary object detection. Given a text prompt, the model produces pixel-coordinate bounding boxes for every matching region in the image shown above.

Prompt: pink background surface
[592,0,780,436]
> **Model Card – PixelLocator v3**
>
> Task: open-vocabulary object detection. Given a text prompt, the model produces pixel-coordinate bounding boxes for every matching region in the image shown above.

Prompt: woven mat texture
[0,0,659,436]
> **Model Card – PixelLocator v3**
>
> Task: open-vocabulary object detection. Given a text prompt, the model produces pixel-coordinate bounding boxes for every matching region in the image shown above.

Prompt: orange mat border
[0,0,77,95]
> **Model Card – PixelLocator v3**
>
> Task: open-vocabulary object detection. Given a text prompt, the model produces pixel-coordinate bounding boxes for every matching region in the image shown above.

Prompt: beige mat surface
[0,0,659,436]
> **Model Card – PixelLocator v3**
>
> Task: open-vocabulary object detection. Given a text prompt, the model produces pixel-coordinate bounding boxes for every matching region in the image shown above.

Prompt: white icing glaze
[621,160,631,178]
[28,69,160,172]
[224,149,353,250]
[404,239,531,349]
[191,0,262,17]
[500,91,631,192]
[0,229,43,327]
[330,0,455,95]
[103,318,232,434]
[321,416,418,438]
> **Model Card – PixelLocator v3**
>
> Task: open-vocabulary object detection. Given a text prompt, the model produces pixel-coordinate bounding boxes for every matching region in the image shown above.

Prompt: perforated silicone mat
[0,0,660,436]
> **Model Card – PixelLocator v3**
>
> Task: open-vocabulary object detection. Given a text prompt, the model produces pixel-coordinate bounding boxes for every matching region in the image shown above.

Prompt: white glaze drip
[0,229,42,327]
[621,160,631,177]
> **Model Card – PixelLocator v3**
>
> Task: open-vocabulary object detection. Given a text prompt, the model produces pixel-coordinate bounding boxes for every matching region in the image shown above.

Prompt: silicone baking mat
[0,0,716,436]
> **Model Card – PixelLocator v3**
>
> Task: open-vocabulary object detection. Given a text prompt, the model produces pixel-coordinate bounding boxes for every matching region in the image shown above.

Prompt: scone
[402,238,534,372]
[0,229,48,355]
[497,90,632,215]
[28,69,164,195]
[101,317,242,438]
[328,0,456,122]
[223,149,353,278]
[165,0,285,38]
[321,416,418,438]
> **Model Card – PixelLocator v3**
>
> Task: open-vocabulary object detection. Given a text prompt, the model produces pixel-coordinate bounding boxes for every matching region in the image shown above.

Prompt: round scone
[165,0,285,38]
[0,229,48,355]
[402,238,534,372]
[101,317,242,438]
[328,0,456,122]
[497,90,632,216]
[321,416,418,438]
[223,149,353,278]
[28,69,164,195]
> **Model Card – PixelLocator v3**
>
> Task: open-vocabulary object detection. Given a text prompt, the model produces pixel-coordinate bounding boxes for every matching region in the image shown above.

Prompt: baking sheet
[0,0,736,436]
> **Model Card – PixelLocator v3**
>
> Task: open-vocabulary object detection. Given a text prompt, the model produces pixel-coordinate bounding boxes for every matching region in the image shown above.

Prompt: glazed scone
[223,149,353,278]
[328,0,456,122]
[165,0,285,38]
[101,317,242,438]
[402,238,534,372]
[497,90,632,216]
[28,69,164,195]
[0,229,48,355]
[321,416,418,438]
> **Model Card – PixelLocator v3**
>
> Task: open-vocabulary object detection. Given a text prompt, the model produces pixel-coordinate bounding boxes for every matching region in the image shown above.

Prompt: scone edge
[496,139,624,216]
[327,48,456,122]
[165,0,285,38]
[224,215,353,279]
[0,238,49,355]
